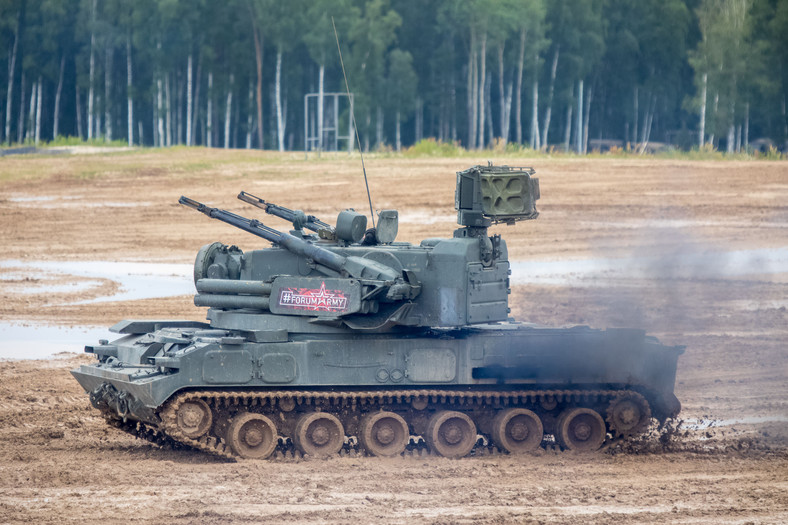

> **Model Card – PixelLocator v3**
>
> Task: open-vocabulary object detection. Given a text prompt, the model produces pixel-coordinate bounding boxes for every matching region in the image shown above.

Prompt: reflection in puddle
[0,260,195,359]
[7,195,151,208]
[0,323,113,360]
[2,247,787,359]
[8,195,72,202]
[511,247,788,286]
[584,218,788,230]
[0,271,104,295]
[0,260,193,304]
[682,415,788,430]
[20,280,103,295]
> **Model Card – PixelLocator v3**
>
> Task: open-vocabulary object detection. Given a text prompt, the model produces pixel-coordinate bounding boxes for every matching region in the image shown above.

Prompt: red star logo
[311,282,334,309]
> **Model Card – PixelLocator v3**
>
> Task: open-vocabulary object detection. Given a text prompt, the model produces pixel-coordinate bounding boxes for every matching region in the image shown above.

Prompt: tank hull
[72,319,682,458]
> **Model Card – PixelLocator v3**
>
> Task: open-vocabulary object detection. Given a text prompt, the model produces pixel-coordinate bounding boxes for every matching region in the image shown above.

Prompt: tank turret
[179,194,419,326]
[72,164,683,461]
[178,164,540,331]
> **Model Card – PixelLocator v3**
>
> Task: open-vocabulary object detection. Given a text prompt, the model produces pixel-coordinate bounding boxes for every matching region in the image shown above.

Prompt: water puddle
[584,218,788,230]
[728,299,788,311]
[1,247,786,359]
[511,247,788,286]
[0,260,193,304]
[6,195,150,208]
[0,269,104,295]
[7,195,72,202]
[0,323,112,360]
[682,415,788,430]
[0,261,194,359]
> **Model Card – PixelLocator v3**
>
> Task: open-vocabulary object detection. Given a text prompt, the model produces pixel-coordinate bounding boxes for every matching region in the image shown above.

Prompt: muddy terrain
[1,150,786,523]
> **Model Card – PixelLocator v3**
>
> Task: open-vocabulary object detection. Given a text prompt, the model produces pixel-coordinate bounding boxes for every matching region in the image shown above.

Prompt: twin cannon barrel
[194,278,273,311]
[179,196,420,315]
[180,196,363,277]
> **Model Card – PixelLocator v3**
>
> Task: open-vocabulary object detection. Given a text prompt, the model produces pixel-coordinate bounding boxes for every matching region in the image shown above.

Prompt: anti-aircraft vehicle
[72,164,683,459]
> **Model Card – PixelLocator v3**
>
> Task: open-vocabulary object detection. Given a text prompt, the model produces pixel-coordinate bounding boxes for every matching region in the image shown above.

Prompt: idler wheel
[492,408,544,454]
[175,399,213,439]
[425,410,477,458]
[555,407,606,452]
[359,411,409,457]
[227,412,278,459]
[294,412,344,458]
[606,392,651,437]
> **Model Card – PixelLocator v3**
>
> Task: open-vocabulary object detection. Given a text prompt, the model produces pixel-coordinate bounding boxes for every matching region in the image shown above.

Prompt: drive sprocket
[606,391,651,437]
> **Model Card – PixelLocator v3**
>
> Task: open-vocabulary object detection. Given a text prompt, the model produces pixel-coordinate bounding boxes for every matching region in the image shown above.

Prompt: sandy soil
[0,149,787,523]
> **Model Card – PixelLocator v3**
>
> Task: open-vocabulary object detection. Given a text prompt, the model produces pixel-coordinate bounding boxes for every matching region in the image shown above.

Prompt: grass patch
[2,135,782,162]
[48,136,130,148]
[0,135,130,149]
[0,145,323,185]
[1,141,782,186]
[403,138,467,157]
[397,138,784,161]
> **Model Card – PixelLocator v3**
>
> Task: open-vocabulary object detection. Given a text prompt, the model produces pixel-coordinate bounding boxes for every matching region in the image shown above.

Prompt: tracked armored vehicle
[72,165,683,460]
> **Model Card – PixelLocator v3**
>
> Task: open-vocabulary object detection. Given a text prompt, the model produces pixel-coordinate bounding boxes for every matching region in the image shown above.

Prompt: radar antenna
[332,16,375,228]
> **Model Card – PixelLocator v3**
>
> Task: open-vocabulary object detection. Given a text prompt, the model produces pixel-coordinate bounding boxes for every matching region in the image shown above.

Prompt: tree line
[1,0,786,153]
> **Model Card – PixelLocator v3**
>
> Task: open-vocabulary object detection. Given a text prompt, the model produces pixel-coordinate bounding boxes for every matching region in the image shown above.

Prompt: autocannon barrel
[194,279,273,311]
[237,191,333,234]
[195,279,272,296]
[180,196,405,285]
[193,294,270,310]
[179,195,348,273]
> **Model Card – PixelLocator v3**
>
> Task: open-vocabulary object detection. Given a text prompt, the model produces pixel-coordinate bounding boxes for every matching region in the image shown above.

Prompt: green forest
[1,0,787,153]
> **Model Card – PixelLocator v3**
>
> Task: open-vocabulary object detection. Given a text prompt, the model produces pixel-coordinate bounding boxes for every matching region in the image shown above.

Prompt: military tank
[72,164,683,460]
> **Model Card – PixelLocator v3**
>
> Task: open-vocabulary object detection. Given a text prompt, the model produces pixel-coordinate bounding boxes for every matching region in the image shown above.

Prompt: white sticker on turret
[278,281,349,312]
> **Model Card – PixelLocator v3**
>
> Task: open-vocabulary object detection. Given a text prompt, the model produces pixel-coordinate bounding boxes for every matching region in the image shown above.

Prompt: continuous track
[97,388,651,461]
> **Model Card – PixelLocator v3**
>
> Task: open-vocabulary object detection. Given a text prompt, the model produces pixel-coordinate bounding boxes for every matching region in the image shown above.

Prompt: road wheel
[492,408,543,453]
[227,412,278,459]
[555,407,606,452]
[294,412,344,458]
[359,411,409,457]
[425,410,477,458]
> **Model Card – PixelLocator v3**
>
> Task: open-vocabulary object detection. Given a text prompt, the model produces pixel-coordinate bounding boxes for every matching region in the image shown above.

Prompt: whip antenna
[332,16,375,228]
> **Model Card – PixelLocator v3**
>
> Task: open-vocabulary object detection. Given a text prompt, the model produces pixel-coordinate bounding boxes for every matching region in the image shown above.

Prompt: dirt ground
[0,149,787,524]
